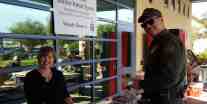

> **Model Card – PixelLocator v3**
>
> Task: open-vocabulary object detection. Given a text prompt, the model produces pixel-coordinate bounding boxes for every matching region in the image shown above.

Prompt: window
[69,84,92,103]
[96,0,116,39]
[96,21,116,39]
[95,78,117,102]
[58,40,93,60]
[0,3,50,34]
[95,61,117,79]
[118,7,134,23]
[117,0,135,8]
[0,39,53,69]
[97,0,116,21]
[63,63,93,86]
[30,0,51,5]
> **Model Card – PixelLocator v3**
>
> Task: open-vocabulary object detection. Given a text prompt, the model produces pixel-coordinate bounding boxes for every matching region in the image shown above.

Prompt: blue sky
[0,3,50,33]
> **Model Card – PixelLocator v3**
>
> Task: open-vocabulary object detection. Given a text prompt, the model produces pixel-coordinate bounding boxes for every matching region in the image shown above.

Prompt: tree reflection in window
[31,0,51,5]
[0,3,50,33]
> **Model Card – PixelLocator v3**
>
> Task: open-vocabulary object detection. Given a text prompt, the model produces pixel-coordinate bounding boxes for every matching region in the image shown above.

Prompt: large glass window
[30,0,51,5]
[118,5,133,68]
[96,0,116,40]
[117,0,134,8]
[118,8,134,23]
[96,61,117,79]
[95,78,117,102]
[58,40,94,60]
[69,85,92,104]
[63,64,93,86]
[96,21,116,39]
[0,39,53,69]
[96,41,117,59]
[97,0,116,21]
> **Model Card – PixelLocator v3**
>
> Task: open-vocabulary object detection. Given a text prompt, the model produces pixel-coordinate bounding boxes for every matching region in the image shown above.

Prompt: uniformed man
[138,8,186,104]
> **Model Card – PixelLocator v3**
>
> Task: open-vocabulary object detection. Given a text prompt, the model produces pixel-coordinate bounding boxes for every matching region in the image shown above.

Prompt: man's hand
[65,96,74,104]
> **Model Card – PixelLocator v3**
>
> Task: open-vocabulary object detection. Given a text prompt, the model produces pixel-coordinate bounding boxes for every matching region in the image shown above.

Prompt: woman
[24,46,73,104]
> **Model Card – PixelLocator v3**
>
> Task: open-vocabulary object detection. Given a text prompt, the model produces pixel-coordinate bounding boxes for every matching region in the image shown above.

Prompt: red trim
[179,30,187,48]
[121,32,129,66]
[108,32,116,96]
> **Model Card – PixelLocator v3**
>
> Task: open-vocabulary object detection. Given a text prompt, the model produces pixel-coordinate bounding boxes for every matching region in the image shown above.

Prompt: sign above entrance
[53,0,96,36]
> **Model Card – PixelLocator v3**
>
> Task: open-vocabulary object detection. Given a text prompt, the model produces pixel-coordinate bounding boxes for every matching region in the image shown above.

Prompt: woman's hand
[65,96,74,104]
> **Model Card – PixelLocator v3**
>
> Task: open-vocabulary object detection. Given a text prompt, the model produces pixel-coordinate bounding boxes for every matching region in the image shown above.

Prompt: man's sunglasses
[141,18,154,28]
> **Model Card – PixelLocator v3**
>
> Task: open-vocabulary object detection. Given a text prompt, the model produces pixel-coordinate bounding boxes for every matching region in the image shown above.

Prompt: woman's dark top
[24,68,69,104]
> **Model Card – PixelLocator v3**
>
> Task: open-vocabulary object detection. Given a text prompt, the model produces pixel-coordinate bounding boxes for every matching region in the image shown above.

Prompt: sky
[0,3,50,33]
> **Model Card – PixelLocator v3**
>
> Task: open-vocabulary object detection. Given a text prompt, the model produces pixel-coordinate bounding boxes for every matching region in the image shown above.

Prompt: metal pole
[0,38,3,54]
[51,1,59,67]
[116,0,123,96]
[91,40,96,103]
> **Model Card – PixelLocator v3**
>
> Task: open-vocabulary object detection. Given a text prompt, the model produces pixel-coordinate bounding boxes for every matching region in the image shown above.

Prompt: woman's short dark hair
[38,46,54,61]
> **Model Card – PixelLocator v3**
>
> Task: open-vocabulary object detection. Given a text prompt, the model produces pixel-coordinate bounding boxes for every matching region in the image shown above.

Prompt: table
[185,91,207,104]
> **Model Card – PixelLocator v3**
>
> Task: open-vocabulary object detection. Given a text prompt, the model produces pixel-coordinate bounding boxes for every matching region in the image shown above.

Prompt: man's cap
[138,8,162,23]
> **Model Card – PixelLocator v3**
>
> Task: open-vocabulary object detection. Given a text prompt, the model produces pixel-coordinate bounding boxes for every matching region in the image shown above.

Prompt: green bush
[197,51,207,64]
[21,59,37,66]
[0,60,11,68]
